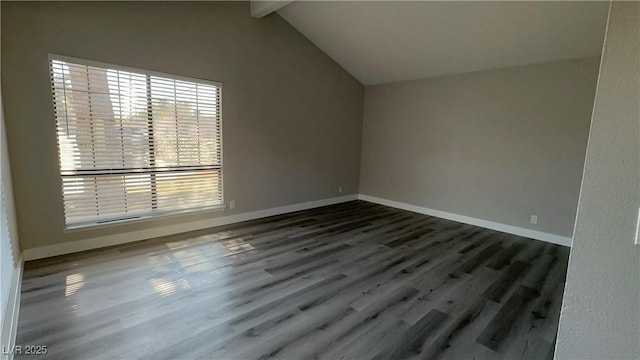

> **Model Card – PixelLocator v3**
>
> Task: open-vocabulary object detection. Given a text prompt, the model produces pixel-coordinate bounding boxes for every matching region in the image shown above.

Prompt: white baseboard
[22,192,572,261]
[358,194,573,247]
[1,256,23,360]
[22,195,358,261]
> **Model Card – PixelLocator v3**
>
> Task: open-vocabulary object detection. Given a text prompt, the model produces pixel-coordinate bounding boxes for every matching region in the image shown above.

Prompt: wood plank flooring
[15,201,570,359]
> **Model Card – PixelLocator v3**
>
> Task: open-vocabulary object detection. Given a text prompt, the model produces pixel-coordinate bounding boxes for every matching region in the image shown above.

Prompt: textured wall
[556,2,640,358]
[360,58,600,237]
[1,89,22,357]
[1,1,364,251]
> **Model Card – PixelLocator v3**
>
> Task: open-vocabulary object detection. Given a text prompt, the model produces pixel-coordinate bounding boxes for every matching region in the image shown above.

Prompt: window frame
[49,54,226,230]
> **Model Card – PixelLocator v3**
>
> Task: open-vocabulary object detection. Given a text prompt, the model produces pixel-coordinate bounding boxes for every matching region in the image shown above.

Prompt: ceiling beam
[250,1,294,18]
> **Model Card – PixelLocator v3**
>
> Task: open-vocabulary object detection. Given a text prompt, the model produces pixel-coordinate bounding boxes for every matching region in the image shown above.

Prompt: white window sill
[63,204,228,233]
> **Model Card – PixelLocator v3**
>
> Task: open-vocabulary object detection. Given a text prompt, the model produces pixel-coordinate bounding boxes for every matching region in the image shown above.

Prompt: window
[50,56,223,228]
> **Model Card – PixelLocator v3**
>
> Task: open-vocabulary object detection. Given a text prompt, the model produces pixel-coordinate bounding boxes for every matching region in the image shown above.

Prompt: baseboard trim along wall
[1,256,23,360]
[23,192,573,261]
[358,194,573,247]
[22,195,359,261]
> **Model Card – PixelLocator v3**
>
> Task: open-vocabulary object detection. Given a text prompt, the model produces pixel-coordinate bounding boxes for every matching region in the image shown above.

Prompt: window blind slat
[51,57,223,227]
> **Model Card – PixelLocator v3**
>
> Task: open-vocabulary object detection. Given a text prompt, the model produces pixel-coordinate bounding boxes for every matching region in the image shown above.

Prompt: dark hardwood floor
[16,201,569,359]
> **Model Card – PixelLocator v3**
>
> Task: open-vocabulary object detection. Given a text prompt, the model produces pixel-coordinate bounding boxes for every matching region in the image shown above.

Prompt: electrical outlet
[635,207,640,245]
[338,186,343,193]
[229,200,236,209]
[530,215,538,225]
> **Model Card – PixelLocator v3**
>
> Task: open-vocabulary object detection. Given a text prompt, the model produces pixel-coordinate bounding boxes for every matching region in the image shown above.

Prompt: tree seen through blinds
[50,57,223,227]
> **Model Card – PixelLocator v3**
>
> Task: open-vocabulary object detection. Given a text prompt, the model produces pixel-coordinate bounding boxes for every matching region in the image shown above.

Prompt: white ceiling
[277,1,610,85]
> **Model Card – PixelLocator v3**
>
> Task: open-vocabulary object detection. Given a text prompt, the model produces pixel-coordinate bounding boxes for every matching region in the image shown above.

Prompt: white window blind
[50,56,223,228]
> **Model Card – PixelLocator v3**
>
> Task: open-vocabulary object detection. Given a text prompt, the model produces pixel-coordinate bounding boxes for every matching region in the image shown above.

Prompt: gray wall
[360,58,600,237]
[1,5,22,346]
[1,1,363,251]
[1,89,22,358]
[556,2,640,358]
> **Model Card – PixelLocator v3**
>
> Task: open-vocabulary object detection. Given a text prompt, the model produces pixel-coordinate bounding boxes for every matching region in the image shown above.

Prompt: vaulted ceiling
[276,1,610,85]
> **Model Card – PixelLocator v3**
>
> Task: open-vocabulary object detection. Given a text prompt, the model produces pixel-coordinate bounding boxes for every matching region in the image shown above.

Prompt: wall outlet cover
[635,207,640,245]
